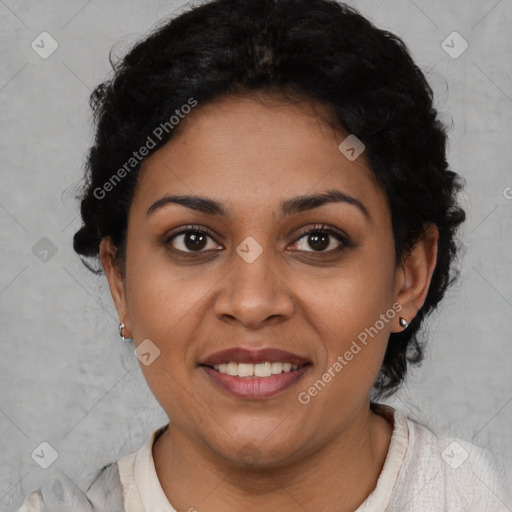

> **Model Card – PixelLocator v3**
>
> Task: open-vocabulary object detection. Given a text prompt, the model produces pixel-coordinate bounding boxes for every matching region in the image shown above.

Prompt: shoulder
[389,412,511,511]
[16,462,124,512]
[86,461,125,511]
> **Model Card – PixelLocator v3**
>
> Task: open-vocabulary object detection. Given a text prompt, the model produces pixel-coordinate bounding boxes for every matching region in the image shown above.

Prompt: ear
[392,223,439,332]
[100,237,130,335]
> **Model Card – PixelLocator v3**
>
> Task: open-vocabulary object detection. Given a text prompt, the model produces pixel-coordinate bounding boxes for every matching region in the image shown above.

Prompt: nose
[213,244,296,329]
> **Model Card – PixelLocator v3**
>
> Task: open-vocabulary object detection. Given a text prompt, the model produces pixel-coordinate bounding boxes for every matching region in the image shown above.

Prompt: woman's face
[104,94,414,466]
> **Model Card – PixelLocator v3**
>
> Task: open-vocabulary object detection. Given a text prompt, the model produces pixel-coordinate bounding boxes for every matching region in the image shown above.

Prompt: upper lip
[199,348,310,367]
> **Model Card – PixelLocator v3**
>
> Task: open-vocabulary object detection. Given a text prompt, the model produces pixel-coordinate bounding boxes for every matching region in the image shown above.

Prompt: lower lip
[200,365,311,399]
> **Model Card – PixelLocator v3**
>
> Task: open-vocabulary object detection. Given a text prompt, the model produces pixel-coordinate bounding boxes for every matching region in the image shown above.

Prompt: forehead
[131,94,387,220]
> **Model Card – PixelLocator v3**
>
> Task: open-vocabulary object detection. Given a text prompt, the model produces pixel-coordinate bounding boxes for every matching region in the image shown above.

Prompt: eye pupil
[309,231,329,251]
[185,231,207,251]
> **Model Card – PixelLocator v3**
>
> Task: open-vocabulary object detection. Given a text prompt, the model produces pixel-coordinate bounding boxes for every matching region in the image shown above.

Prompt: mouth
[198,347,312,399]
[201,361,307,376]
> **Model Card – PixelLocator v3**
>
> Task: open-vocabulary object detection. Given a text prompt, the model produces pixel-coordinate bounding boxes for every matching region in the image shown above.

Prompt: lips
[198,347,311,399]
[199,347,310,367]
[201,364,310,399]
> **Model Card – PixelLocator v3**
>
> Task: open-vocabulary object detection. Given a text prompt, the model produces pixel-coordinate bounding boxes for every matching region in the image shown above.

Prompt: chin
[207,433,305,469]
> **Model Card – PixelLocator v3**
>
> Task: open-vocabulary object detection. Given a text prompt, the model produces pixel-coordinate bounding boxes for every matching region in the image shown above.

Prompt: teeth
[226,362,238,376]
[212,362,300,377]
[254,362,272,377]
[238,363,254,377]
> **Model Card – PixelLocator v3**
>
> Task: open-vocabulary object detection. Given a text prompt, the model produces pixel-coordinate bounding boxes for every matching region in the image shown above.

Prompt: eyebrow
[146,189,369,220]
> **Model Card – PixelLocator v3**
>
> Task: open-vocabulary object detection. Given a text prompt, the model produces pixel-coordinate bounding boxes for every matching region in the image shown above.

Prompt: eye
[164,225,222,254]
[290,224,349,254]
[164,223,350,257]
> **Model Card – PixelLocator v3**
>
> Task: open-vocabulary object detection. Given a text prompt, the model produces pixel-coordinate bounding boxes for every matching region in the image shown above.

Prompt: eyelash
[164,223,350,258]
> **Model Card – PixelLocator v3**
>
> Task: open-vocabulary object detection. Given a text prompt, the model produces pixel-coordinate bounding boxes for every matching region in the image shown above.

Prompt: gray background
[1,0,511,510]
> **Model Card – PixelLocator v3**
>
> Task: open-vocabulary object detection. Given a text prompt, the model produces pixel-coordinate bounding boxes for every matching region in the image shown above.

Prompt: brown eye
[165,226,222,254]
[290,224,349,254]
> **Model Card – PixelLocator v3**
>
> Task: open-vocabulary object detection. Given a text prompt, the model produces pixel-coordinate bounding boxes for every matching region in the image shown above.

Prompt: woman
[18,0,510,510]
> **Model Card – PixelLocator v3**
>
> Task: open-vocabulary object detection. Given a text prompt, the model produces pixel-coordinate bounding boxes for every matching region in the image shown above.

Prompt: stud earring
[399,317,408,329]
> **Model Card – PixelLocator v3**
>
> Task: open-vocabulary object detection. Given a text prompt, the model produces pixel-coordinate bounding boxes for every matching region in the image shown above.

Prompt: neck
[153,403,393,512]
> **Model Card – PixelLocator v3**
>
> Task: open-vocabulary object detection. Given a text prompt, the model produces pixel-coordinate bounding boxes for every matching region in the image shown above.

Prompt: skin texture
[100,94,438,512]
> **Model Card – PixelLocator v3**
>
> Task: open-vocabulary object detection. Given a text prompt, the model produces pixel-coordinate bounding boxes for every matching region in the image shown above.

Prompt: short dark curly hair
[73,0,466,399]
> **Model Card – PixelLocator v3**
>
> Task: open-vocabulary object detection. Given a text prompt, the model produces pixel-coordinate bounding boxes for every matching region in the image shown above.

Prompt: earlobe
[393,223,439,332]
[99,237,130,330]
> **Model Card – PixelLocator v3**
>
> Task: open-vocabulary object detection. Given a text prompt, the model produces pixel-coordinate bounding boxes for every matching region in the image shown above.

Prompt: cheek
[315,285,392,375]
[312,249,394,324]
[123,249,221,393]
[308,250,395,379]
[125,266,205,416]
[125,250,212,340]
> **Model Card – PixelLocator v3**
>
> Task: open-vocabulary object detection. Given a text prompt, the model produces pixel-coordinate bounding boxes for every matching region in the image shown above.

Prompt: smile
[211,361,299,377]
[200,362,311,399]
